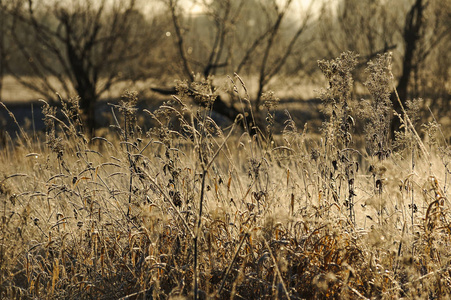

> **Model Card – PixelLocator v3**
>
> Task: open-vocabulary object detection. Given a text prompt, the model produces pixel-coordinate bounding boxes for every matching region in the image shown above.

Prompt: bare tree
[158,0,314,128]
[318,0,451,133]
[392,0,451,130]
[251,0,314,111]
[395,0,424,110]
[159,0,243,122]
[399,0,450,102]
[318,0,399,71]
[4,0,159,134]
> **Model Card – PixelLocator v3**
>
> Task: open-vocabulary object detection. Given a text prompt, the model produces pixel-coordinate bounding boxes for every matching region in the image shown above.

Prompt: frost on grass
[0,52,450,299]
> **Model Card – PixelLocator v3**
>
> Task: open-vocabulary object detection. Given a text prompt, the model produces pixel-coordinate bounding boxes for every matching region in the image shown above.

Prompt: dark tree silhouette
[394,0,424,112]
[4,0,158,135]
[390,0,425,135]
[157,0,313,132]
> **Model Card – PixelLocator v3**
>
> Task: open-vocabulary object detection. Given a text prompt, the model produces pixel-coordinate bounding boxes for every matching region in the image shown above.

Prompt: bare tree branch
[4,0,153,134]
[169,0,194,81]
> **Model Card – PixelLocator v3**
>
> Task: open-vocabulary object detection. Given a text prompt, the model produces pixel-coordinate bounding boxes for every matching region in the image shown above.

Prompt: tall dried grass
[0,52,450,299]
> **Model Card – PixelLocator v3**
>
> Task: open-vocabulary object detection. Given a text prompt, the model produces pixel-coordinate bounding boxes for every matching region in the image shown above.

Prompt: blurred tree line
[0,0,450,133]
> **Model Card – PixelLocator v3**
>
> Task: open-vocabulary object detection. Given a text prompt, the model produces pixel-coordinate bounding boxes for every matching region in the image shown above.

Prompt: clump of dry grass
[0,52,451,299]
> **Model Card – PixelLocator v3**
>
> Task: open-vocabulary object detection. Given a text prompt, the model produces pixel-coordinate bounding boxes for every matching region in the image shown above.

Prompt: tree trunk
[211,95,240,122]
[65,27,97,136]
[392,0,424,134]
[77,85,97,136]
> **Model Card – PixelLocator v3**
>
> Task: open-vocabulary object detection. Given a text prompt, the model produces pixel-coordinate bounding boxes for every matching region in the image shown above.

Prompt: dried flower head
[262,91,280,111]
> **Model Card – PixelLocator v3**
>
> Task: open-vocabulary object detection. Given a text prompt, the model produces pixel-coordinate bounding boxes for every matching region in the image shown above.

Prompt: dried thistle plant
[317,51,359,223]
[318,51,358,150]
[118,90,141,139]
[360,53,393,160]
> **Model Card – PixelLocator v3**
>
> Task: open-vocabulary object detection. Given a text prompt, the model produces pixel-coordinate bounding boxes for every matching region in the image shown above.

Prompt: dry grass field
[1,52,450,299]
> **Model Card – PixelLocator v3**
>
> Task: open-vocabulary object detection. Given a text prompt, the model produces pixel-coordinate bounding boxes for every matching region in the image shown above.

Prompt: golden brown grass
[1,53,451,299]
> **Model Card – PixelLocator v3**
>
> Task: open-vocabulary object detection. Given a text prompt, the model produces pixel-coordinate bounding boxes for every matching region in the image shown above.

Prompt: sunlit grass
[0,52,450,299]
